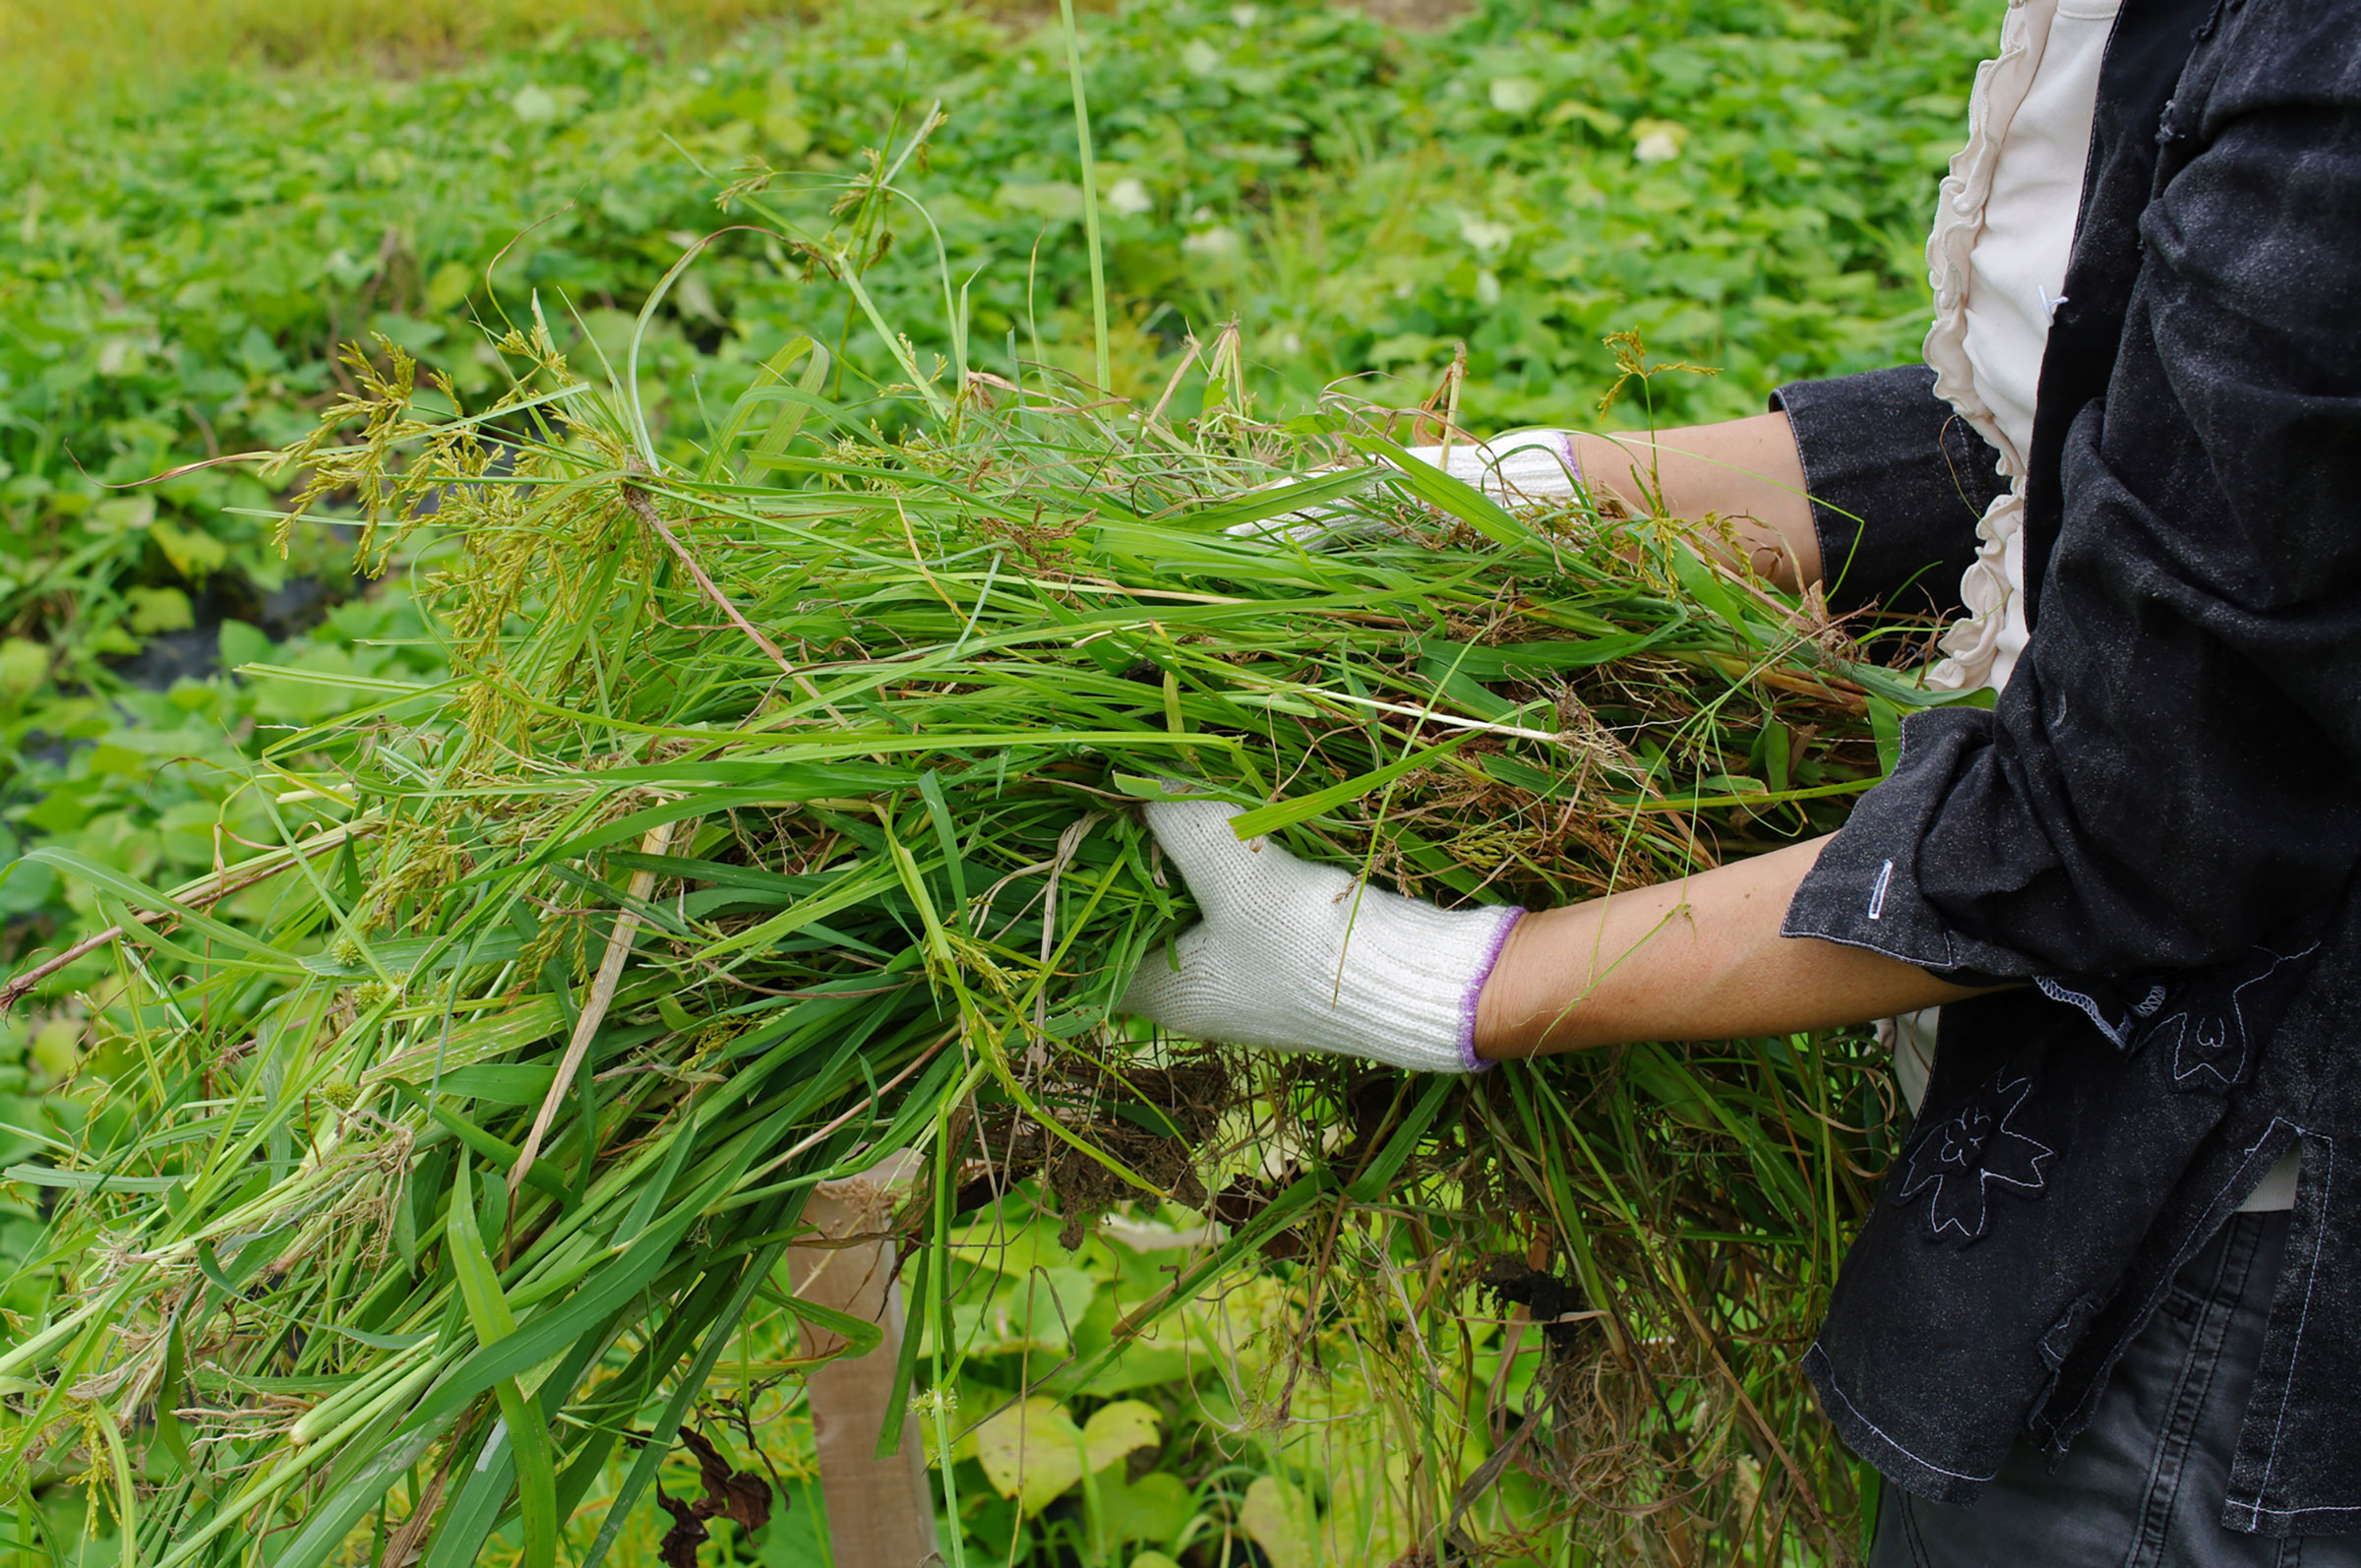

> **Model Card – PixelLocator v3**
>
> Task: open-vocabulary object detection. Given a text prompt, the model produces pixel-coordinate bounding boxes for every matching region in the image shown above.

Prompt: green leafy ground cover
[0,0,1998,1558]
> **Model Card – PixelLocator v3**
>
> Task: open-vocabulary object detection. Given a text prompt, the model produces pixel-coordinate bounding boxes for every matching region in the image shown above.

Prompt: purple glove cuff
[1457,906,1527,1073]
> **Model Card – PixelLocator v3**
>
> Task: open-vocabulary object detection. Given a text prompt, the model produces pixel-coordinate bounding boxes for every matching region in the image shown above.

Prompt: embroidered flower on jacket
[2159,942,2321,1094]
[2037,939,2324,1096]
[1894,1071,2056,1243]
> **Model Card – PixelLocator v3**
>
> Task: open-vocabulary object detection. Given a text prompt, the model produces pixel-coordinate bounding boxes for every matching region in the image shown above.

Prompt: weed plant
[0,173,1945,1555]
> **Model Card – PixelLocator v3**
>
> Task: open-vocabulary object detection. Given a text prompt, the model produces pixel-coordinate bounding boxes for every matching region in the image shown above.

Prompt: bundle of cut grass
[0,298,1939,1563]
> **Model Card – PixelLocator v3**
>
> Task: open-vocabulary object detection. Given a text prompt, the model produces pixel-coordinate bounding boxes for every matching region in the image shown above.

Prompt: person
[1118,0,2361,1559]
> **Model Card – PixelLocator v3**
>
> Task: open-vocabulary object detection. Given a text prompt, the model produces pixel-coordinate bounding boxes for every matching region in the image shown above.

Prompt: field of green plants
[0,0,1998,1560]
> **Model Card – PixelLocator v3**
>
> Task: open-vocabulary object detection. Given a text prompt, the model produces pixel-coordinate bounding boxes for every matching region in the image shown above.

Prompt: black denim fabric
[1774,0,2361,1536]
[1869,1213,2361,1567]
[1769,366,2007,622]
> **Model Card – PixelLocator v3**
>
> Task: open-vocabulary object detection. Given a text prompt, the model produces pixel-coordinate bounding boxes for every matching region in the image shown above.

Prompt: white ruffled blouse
[1921,0,2122,696]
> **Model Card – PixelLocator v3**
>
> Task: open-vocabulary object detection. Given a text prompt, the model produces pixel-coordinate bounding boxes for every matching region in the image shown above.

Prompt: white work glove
[1226,430,1585,547]
[1119,797,1525,1073]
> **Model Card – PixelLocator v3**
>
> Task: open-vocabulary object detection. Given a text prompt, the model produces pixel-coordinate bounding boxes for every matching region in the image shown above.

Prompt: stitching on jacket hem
[2257,1130,2332,1504]
[1805,1346,2001,1483]
[1779,919,1954,972]
[2223,1500,2361,1522]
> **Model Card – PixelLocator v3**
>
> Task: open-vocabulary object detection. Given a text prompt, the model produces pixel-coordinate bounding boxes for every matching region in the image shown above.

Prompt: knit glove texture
[1226,430,1584,548]
[1118,797,1524,1073]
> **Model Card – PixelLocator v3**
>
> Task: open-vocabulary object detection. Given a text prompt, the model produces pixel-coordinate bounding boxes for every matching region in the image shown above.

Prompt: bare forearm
[1472,836,1986,1057]
[1571,412,1822,592]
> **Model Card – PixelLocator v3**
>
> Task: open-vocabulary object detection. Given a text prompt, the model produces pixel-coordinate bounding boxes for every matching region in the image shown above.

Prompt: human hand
[1224,430,1584,548]
[1118,796,1525,1073]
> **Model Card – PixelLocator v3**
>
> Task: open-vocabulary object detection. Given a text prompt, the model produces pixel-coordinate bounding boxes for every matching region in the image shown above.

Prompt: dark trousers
[1871,1212,2359,1567]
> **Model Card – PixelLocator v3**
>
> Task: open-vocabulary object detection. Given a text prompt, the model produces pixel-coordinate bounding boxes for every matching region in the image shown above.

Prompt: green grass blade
[1224,734,1474,839]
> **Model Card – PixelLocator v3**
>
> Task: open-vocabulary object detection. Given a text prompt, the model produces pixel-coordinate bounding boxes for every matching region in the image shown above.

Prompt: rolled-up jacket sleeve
[1771,366,2006,619]
[1785,27,2361,981]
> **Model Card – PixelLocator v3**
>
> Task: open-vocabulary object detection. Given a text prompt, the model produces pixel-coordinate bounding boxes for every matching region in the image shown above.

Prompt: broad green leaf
[1080,1399,1162,1473]
[1099,1473,1191,1548]
[974,1396,1087,1515]
[1239,1477,1315,1568]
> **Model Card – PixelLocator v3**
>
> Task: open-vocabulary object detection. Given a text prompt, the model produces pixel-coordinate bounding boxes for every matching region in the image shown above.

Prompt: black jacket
[1771,0,2361,1534]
